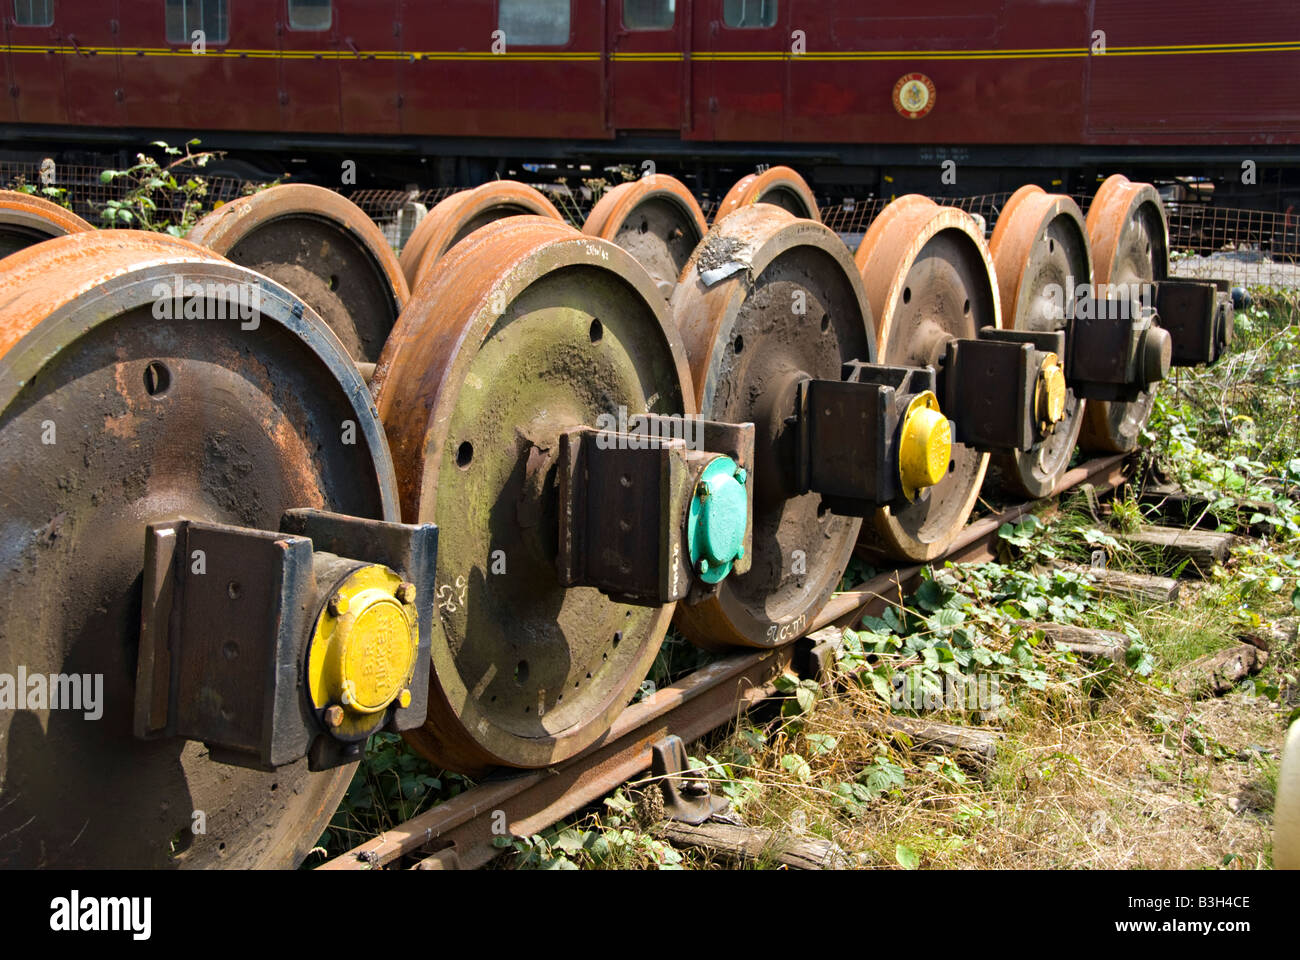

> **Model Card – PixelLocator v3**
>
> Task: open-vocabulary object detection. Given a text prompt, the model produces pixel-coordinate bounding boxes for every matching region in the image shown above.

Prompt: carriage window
[289,0,332,32]
[12,0,53,27]
[166,0,229,45]
[498,0,570,46]
[723,0,777,29]
[624,0,674,30]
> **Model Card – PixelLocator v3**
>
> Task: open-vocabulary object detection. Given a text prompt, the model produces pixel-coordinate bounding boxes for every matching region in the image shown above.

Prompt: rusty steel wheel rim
[1079,175,1169,453]
[855,195,997,562]
[398,181,564,291]
[671,205,873,649]
[0,189,93,260]
[714,166,821,225]
[986,185,1091,499]
[582,175,708,299]
[373,216,693,772]
[0,231,400,868]
[187,183,408,366]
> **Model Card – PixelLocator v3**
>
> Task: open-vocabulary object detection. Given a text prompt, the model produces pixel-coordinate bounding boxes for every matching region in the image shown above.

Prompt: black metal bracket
[795,361,938,515]
[1154,279,1234,367]
[555,416,755,607]
[651,735,731,825]
[135,512,437,772]
[1064,303,1171,402]
[940,328,1065,453]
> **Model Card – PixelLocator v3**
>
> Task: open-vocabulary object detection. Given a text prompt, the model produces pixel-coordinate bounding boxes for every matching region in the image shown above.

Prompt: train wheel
[1078,175,1169,453]
[715,166,820,224]
[582,175,708,298]
[398,181,564,291]
[671,205,872,649]
[986,185,1091,498]
[0,231,400,867]
[372,216,692,772]
[855,196,997,561]
[187,183,408,366]
[0,189,93,259]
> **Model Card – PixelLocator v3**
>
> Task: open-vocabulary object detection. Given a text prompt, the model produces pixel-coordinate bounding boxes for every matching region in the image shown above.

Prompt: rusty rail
[322,452,1131,871]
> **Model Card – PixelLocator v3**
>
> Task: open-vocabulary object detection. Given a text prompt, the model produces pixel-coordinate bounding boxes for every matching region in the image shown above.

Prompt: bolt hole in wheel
[986,184,1092,498]
[515,660,529,684]
[456,441,474,468]
[734,334,744,354]
[821,314,831,333]
[589,318,603,342]
[143,360,171,396]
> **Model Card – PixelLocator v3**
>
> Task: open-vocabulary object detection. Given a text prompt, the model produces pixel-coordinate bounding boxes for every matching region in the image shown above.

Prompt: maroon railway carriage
[2,0,1298,200]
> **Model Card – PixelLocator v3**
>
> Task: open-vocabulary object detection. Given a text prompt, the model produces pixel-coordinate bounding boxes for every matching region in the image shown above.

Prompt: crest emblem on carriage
[893,73,937,119]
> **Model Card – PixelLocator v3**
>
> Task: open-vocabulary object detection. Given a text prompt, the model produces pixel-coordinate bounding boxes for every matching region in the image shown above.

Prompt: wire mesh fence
[1166,203,1300,261]
[5,159,1297,289]
[0,160,249,226]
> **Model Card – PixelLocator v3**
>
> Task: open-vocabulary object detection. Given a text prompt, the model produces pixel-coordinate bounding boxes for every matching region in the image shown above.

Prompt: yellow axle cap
[307,564,419,735]
[899,390,952,501]
[1035,352,1067,431]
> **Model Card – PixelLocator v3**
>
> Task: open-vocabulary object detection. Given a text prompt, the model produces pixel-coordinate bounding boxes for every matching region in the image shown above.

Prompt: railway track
[323,452,1132,871]
[0,167,1239,868]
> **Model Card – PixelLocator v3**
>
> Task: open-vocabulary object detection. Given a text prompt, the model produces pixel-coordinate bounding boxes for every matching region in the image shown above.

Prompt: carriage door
[705,0,785,142]
[62,0,123,127]
[607,0,685,134]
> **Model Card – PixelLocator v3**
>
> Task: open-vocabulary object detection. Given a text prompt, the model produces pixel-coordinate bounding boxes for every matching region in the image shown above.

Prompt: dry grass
[641,608,1288,870]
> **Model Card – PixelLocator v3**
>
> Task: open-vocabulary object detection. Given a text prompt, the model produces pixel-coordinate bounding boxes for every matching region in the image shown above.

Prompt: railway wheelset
[0,169,1234,868]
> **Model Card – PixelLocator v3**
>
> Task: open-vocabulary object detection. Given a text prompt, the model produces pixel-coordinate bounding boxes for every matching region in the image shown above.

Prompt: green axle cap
[687,456,749,585]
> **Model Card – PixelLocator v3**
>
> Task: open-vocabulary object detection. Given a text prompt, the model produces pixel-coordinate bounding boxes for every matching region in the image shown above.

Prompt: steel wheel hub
[398,181,564,291]
[373,216,693,771]
[855,196,997,561]
[583,175,708,298]
[0,189,93,260]
[0,231,399,867]
[671,205,873,648]
[986,185,1092,498]
[187,184,408,366]
[715,166,821,224]
[1079,175,1169,453]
